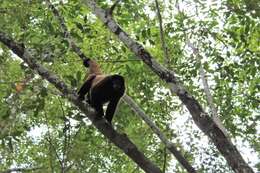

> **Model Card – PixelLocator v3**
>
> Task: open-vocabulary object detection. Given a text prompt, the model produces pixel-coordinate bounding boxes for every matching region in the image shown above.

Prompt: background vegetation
[0,0,259,172]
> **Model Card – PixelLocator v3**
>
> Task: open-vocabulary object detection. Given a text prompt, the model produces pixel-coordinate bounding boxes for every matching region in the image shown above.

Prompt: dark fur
[83,58,90,67]
[78,59,125,123]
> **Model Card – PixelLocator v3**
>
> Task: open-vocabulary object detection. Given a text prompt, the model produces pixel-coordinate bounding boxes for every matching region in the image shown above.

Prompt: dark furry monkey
[78,59,125,123]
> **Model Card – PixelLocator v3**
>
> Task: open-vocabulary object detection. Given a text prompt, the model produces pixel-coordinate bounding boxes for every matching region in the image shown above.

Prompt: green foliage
[0,0,259,172]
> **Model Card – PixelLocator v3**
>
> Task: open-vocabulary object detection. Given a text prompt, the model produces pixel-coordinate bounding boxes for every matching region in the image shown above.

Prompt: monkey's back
[90,75,125,104]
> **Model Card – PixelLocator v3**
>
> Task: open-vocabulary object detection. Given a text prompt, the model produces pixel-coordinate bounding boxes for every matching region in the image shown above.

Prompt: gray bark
[83,1,254,172]
[45,2,195,172]
[187,41,229,138]
[0,31,162,173]
[123,95,196,173]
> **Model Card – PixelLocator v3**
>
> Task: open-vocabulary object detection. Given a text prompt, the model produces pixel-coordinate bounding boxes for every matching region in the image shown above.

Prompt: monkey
[78,58,125,124]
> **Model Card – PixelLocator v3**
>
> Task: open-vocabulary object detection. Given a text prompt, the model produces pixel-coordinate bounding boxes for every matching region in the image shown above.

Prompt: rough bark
[187,41,229,138]
[123,95,196,173]
[83,1,254,173]
[45,2,195,172]
[0,31,162,173]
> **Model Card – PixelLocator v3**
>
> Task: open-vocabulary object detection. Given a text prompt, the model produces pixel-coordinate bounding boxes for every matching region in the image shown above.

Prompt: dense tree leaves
[0,0,259,172]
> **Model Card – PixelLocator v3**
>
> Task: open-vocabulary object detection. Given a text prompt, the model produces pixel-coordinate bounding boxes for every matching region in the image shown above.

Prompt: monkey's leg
[105,97,120,124]
[92,102,104,118]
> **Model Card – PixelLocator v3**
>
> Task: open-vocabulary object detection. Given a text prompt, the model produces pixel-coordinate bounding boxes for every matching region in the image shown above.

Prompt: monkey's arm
[78,75,96,100]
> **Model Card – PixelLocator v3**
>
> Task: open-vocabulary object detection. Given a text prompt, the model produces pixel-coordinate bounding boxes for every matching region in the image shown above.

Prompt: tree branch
[45,0,89,61]
[108,0,121,15]
[123,95,196,173]
[58,98,70,173]
[187,41,229,138]
[0,31,162,173]
[44,111,63,169]
[46,2,195,172]
[0,167,43,173]
[162,146,167,173]
[83,1,254,173]
[154,0,170,66]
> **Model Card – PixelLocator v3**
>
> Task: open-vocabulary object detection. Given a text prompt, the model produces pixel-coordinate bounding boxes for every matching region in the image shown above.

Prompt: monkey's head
[83,58,91,67]
[84,59,103,75]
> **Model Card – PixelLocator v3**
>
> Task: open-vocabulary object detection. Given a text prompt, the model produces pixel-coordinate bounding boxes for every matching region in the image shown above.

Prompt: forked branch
[0,31,162,173]
[46,2,196,172]
[83,1,254,172]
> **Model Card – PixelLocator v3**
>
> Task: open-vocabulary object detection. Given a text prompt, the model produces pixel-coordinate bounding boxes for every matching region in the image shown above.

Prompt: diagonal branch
[45,0,89,61]
[45,2,195,172]
[0,31,162,173]
[154,0,170,66]
[123,95,196,173]
[0,167,44,173]
[58,98,70,172]
[83,1,254,173]
[162,146,167,173]
[187,41,229,138]
[108,0,121,15]
[44,111,63,169]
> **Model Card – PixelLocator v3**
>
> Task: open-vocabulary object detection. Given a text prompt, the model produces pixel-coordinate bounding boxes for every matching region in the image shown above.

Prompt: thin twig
[176,0,230,140]
[46,2,195,172]
[108,0,121,15]
[45,0,90,60]
[123,95,197,173]
[0,31,163,173]
[97,59,141,63]
[77,59,142,63]
[44,112,63,168]
[187,41,229,138]
[155,0,170,67]
[162,146,167,173]
[58,98,68,173]
[63,125,82,173]
[0,167,44,173]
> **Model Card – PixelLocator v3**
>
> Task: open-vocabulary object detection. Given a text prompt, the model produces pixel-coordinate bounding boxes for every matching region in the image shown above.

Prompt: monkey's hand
[83,58,91,67]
